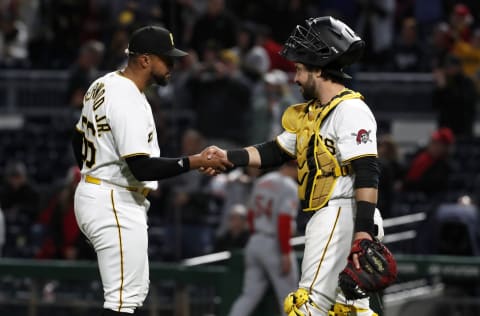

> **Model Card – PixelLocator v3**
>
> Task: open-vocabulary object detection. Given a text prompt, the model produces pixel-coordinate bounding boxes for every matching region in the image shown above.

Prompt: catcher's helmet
[280,16,365,78]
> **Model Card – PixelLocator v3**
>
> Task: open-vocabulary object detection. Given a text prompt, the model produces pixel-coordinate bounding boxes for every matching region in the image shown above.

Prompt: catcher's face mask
[280,16,365,79]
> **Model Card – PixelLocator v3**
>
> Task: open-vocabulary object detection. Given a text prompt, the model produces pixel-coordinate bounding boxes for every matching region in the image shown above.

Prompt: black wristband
[354,201,376,234]
[227,149,249,166]
[181,156,190,171]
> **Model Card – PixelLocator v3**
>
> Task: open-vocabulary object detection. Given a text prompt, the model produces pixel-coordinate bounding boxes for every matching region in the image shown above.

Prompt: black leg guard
[101,309,135,315]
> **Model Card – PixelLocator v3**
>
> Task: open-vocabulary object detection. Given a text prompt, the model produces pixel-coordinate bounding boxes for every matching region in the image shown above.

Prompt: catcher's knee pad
[284,288,310,316]
[328,303,378,316]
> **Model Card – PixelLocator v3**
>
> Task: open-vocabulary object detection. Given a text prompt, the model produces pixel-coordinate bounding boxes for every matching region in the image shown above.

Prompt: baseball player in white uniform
[71,26,231,315]
[204,17,383,315]
[228,161,299,316]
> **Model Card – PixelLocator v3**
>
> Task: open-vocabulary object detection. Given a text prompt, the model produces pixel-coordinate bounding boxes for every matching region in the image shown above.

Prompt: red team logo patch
[352,129,372,145]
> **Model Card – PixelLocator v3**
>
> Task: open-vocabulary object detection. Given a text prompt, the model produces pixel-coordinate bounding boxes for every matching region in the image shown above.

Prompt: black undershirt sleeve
[350,156,380,235]
[72,129,83,169]
[125,155,190,181]
[253,140,294,168]
[350,156,380,188]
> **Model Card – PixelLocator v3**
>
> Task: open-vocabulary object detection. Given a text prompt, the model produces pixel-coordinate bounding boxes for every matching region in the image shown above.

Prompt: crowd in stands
[0,0,480,267]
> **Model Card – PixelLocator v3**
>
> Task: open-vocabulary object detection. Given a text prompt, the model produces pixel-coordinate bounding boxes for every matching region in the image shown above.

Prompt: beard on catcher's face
[299,74,316,100]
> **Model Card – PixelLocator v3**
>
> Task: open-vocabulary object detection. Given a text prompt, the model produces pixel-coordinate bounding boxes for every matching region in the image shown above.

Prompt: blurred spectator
[389,17,427,72]
[186,47,251,147]
[355,0,395,70]
[434,195,480,256]
[44,1,86,68]
[377,134,405,218]
[163,48,200,110]
[459,0,480,24]
[78,0,109,44]
[449,3,474,42]
[0,160,39,222]
[416,195,480,299]
[0,13,29,68]
[432,54,477,137]
[162,129,215,259]
[34,166,94,260]
[426,22,454,70]
[0,160,39,257]
[214,203,250,252]
[232,22,270,84]
[452,27,480,83]
[189,0,237,59]
[403,127,455,196]
[211,167,261,238]
[249,69,296,144]
[160,0,201,48]
[111,0,162,31]
[394,0,414,31]
[256,25,295,73]
[66,40,105,109]
[101,27,129,70]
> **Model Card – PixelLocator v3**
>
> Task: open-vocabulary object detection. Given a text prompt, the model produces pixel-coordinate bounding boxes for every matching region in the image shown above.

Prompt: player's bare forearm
[352,187,378,267]
[354,187,377,204]
[203,141,292,170]
[245,146,261,167]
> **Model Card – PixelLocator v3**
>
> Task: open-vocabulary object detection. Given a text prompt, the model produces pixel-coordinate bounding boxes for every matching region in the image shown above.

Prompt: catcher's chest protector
[282,89,363,211]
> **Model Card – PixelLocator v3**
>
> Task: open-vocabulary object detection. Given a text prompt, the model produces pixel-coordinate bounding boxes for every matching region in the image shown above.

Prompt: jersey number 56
[81,135,96,168]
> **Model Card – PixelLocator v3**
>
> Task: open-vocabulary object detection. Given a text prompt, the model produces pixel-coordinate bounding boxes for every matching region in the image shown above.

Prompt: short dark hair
[304,63,346,85]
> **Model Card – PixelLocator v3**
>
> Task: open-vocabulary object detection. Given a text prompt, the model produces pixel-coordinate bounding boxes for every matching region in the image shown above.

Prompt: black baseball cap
[127,26,188,58]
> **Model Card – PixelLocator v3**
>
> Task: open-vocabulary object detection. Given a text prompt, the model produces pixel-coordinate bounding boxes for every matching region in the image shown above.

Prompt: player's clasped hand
[196,146,231,175]
[198,146,230,176]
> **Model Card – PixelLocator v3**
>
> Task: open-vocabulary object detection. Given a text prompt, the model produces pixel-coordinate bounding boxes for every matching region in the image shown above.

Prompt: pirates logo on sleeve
[351,129,372,145]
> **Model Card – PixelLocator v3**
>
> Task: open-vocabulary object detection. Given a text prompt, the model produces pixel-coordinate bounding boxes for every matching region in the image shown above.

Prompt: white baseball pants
[74,181,150,313]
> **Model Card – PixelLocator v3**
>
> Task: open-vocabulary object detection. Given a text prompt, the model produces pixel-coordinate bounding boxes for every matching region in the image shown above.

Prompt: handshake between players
[190,145,233,174]
[197,145,256,176]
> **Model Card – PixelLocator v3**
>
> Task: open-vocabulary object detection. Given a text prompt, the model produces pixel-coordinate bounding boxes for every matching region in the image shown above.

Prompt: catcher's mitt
[339,238,397,300]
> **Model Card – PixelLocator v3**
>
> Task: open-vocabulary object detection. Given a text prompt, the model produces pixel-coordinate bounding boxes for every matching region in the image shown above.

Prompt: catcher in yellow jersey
[203,16,397,315]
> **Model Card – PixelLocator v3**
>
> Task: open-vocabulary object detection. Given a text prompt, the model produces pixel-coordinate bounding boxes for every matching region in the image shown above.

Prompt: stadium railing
[1,252,480,315]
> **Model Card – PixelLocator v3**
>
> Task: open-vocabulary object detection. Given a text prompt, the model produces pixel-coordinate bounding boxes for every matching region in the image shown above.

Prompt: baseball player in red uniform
[71,26,231,315]
[204,16,383,315]
[228,161,299,316]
